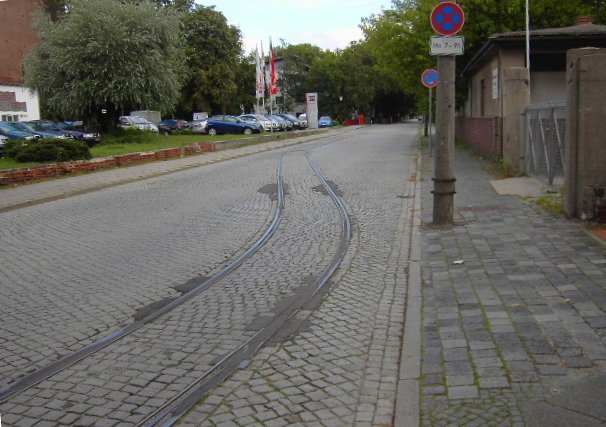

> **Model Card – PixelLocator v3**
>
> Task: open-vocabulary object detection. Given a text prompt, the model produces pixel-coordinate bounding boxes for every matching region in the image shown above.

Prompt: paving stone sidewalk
[418,146,606,426]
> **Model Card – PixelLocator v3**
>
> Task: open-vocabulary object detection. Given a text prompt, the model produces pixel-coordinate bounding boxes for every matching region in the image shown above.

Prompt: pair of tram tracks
[0,147,352,427]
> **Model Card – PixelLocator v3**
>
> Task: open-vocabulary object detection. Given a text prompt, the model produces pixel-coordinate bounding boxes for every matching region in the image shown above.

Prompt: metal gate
[523,102,567,186]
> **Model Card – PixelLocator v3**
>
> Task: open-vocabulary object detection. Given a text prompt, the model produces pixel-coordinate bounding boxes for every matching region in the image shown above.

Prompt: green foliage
[536,191,564,215]
[361,0,601,108]
[495,158,514,177]
[100,128,155,145]
[277,43,326,106]
[178,5,242,115]
[6,139,91,162]
[362,0,436,106]
[24,0,184,128]
[40,0,67,21]
[232,54,257,114]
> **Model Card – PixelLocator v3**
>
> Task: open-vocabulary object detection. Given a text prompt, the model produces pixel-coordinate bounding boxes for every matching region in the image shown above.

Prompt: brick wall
[0,141,216,185]
[0,0,40,84]
[456,117,502,160]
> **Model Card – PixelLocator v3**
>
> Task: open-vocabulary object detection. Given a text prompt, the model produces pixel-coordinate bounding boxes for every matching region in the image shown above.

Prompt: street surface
[0,124,420,426]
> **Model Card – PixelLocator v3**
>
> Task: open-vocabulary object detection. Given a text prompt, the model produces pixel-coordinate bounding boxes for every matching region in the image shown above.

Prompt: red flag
[269,39,278,97]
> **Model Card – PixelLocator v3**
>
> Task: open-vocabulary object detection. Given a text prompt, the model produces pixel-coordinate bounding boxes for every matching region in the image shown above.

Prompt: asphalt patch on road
[133,297,179,321]
[312,180,343,197]
[172,276,209,294]
[258,183,288,201]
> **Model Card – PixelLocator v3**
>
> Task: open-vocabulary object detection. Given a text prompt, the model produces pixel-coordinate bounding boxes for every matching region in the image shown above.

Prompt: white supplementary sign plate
[430,36,464,56]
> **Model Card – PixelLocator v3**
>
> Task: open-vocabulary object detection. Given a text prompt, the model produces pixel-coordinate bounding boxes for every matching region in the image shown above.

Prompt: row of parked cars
[118,113,309,136]
[0,120,101,147]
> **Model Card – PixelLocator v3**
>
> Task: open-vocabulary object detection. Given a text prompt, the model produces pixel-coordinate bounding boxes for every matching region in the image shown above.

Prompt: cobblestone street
[0,124,421,426]
[2,123,605,426]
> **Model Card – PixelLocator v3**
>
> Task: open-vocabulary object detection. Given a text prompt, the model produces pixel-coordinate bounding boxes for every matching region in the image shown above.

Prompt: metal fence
[523,102,567,186]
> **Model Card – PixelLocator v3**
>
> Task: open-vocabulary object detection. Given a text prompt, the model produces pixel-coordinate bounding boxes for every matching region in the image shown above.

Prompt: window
[1,114,19,122]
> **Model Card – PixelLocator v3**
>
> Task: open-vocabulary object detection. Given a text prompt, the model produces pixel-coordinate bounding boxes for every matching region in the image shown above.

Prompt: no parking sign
[421,69,439,88]
[430,2,465,36]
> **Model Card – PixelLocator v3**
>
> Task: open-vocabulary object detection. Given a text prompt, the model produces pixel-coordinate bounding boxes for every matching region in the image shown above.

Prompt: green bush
[101,128,153,145]
[5,139,91,162]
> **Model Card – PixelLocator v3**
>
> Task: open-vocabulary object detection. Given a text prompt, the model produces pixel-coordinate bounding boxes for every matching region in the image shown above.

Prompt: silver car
[118,116,159,132]
[189,119,208,134]
[240,114,278,132]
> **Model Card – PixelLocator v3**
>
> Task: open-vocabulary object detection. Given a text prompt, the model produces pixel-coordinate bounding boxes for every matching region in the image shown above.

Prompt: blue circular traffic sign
[421,69,439,88]
[430,2,465,36]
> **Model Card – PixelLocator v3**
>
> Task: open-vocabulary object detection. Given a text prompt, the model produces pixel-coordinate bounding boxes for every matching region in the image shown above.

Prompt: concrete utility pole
[430,0,463,226]
[432,55,456,225]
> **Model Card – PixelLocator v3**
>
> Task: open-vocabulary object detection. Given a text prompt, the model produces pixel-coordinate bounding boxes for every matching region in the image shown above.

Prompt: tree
[303,43,396,121]
[39,0,67,21]
[276,43,325,110]
[362,0,436,109]
[362,0,599,110]
[231,54,256,114]
[122,0,195,11]
[25,0,184,130]
[177,5,242,115]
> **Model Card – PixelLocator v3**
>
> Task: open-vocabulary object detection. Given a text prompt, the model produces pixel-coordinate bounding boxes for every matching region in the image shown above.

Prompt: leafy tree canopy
[177,5,243,115]
[362,0,604,109]
[276,43,326,109]
[25,0,184,129]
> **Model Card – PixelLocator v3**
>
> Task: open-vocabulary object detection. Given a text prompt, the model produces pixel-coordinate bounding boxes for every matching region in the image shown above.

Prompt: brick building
[0,0,41,121]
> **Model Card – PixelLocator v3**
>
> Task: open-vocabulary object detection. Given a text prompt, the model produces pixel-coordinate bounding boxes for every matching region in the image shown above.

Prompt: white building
[0,84,40,122]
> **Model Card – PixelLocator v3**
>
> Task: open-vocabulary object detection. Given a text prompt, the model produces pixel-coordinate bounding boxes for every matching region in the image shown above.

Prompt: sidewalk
[418,146,606,425]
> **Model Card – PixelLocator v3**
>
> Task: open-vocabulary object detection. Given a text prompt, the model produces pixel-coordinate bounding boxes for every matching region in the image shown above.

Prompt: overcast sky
[194,0,392,53]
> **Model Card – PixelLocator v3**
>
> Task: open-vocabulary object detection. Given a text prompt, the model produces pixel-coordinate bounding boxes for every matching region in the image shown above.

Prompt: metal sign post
[421,69,439,157]
[430,1,464,226]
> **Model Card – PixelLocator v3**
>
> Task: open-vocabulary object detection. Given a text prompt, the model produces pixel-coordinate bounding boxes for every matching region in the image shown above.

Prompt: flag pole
[260,40,266,114]
[255,45,260,114]
[526,0,531,95]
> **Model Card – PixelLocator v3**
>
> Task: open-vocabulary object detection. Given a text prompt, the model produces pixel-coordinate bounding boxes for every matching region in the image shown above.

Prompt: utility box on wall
[564,48,606,220]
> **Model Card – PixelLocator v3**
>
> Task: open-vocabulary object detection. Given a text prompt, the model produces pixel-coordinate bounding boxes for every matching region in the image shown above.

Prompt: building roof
[463,23,606,74]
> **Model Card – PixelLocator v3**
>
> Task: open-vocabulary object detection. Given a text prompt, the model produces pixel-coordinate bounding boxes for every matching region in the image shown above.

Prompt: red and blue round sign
[430,2,465,36]
[421,69,439,88]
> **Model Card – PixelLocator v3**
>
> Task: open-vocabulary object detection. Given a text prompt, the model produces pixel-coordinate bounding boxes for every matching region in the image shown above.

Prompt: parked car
[118,116,159,132]
[189,119,208,134]
[319,115,334,128]
[11,122,66,139]
[277,113,305,130]
[205,115,263,136]
[260,114,281,132]
[30,120,101,146]
[273,114,295,131]
[239,114,278,132]
[157,119,190,134]
[265,114,290,131]
[298,113,308,128]
[0,122,41,140]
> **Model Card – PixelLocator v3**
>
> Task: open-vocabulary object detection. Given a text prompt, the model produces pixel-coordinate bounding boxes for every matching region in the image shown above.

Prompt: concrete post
[565,48,606,219]
[502,67,530,175]
[432,55,456,225]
